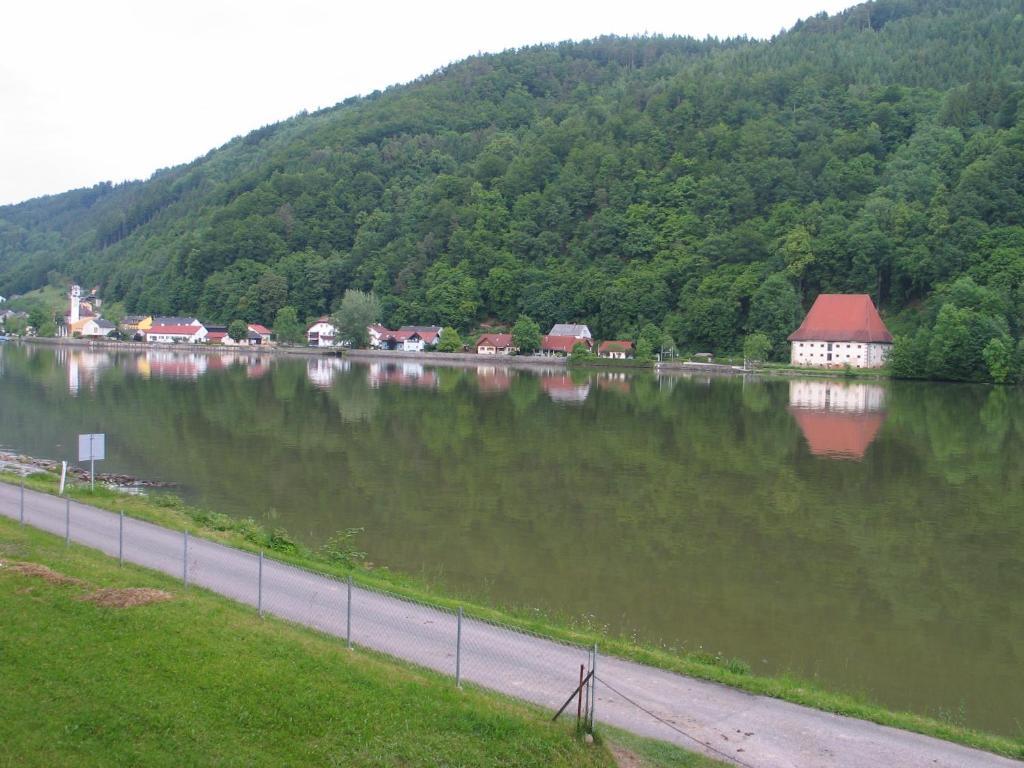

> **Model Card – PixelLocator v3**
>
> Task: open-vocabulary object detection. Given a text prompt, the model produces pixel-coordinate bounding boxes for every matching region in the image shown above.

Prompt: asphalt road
[0,481,1018,768]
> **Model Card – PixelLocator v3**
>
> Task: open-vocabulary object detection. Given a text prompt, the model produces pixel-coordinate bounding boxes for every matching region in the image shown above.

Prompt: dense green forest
[2,0,1024,379]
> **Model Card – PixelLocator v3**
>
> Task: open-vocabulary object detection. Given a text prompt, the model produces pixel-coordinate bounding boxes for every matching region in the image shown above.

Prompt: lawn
[0,516,725,767]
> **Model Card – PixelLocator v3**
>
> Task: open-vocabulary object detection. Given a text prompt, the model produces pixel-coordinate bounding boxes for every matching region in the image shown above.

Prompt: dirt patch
[81,588,173,608]
[608,743,645,768]
[1,561,89,587]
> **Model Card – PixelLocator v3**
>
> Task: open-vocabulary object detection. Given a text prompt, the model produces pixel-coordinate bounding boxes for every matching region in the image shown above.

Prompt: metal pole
[346,575,353,649]
[590,643,598,732]
[183,530,189,586]
[456,607,463,688]
[258,551,264,617]
[19,478,24,524]
[65,498,70,545]
[118,512,124,566]
[90,455,95,492]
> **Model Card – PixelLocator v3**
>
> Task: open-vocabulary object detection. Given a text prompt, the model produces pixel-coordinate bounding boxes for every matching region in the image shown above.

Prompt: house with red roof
[476,333,515,355]
[307,317,339,347]
[145,324,208,344]
[540,335,592,356]
[597,340,634,359]
[787,294,893,369]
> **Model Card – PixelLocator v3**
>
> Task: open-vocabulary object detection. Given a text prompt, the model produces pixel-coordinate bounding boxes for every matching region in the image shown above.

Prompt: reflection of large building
[59,348,112,394]
[367,362,438,389]
[788,380,887,460]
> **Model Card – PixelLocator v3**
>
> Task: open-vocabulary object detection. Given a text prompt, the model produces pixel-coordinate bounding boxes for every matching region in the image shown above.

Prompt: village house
[153,316,203,328]
[368,325,443,351]
[540,335,592,356]
[307,317,339,347]
[120,315,153,340]
[146,324,208,344]
[788,294,893,369]
[67,317,116,338]
[475,333,516,355]
[367,324,390,349]
[204,326,229,344]
[248,324,272,345]
[598,340,635,359]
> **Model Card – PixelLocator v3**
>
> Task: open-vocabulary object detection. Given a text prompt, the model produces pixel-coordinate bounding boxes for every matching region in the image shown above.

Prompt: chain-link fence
[0,479,597,728]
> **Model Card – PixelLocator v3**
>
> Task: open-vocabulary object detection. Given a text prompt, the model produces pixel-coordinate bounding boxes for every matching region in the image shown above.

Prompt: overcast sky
[0,0,856,206]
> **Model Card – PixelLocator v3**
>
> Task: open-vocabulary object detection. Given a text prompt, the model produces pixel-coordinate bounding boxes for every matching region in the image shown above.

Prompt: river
[0,342,1020,736]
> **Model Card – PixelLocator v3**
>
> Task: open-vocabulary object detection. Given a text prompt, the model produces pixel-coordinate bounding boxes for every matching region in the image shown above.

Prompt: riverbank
[2,469,1019,760]
[2,516,719,768]
[345,348,568,367]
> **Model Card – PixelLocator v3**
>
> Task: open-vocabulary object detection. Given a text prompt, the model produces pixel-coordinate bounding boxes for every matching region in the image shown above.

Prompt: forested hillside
[3,0,1024,378]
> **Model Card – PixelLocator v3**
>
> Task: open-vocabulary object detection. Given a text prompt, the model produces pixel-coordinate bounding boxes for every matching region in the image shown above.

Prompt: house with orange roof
[787,294,892,369]
[597,340,634,359]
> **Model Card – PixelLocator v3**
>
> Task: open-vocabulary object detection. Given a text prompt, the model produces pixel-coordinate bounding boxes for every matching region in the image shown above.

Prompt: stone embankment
[0,451,172,489]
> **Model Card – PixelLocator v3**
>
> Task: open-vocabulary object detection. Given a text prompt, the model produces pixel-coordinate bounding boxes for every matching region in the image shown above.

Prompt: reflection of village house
[474,366,512,392]
[367,362,438,389]
[475,334,515,355]
[58,348,112,394]
[306,357,351,389]
[541,374,591,403]
[788,380,887,460]
[137,351,209,380]
[788,294,893,368]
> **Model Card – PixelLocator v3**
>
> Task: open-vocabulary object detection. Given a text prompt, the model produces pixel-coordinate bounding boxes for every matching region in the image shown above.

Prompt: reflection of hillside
[788,380,887,460]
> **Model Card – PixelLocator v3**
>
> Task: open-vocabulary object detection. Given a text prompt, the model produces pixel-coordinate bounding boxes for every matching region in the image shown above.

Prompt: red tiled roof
[248,324,271,336]
[789,409,886,460]
[148,325,203,335]
[541,335,591,353]
[476,334,513,348]
[598,340,634,355]
[788,294,892,343]
[206,331,228,341]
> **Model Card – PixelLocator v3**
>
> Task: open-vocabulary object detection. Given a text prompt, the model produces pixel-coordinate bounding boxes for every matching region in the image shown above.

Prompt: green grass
[4,471,1022,761]
[4,284,67,316]
[0,517,618,768]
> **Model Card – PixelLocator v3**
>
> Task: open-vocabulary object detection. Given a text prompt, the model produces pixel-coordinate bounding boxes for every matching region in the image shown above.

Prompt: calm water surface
[1,343,1021,735]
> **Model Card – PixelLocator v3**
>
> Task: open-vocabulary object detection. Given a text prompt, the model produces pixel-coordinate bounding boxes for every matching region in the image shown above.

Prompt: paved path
[0,481,1017,768]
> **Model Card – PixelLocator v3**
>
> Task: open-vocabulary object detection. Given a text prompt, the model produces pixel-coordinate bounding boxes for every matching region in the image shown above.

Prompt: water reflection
[58,348,113,395]
[788,380,887,460]
[306,356,351,389]
[541,373,591,404]
[367,361,438,389]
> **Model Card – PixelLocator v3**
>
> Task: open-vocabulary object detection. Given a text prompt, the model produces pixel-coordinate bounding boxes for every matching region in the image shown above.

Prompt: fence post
[65,497,70,545]
[118,512,124,566]
[456,606,463,688]
[346,575,353,649]
[19,478,25,524]
[589,643,598,733]
[183,530,189,586]
[258,551,264,617]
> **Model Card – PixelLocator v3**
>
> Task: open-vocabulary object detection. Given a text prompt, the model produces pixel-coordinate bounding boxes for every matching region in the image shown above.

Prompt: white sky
[0,0,856,206]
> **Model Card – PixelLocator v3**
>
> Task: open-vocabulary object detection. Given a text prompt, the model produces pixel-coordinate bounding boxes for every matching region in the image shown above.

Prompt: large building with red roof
[787,294,893,369]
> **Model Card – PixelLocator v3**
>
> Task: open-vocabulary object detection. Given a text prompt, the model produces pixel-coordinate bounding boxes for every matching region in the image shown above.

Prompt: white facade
[789,380,886,412]
[69,284,81,323]
[307,320,339,347]
[402,334,426,352]
[790,340,891,369]
[147,327,208,344]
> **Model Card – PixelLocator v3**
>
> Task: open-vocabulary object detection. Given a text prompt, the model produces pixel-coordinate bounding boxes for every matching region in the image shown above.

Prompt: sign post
[78,433,106,491]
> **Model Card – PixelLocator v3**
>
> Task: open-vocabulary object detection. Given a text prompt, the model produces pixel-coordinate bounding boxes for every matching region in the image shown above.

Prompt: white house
[476,333,515,355]
[788,294,893,369]
[307,317,339,347]
[146,324,208,344]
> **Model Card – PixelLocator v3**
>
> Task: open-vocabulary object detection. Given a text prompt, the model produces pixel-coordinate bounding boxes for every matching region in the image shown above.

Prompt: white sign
[78,433,106,462]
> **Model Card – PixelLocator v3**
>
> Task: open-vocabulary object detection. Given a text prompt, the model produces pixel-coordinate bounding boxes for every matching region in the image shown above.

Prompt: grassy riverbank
[3,470,1021,760]
[0,515,725,768]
